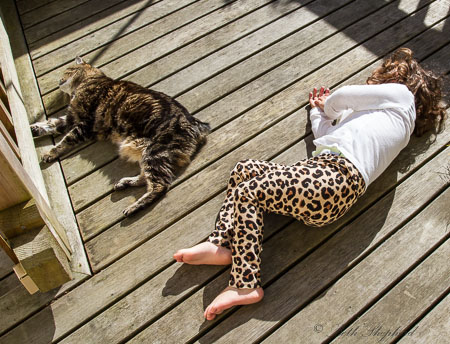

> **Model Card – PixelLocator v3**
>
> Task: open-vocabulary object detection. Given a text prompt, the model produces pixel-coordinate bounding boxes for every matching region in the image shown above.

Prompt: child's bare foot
[173,242,232,265]
[204,286,264,320]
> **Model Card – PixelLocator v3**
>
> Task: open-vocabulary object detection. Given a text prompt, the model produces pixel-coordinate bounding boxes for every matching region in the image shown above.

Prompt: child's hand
[309,86,330,111]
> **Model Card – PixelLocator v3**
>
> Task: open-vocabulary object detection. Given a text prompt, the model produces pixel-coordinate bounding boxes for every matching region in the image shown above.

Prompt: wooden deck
[1,0,450,342]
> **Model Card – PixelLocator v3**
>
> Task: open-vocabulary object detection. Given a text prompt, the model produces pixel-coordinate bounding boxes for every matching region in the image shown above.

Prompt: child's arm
[310,107,334,138]
[324,84,413,119]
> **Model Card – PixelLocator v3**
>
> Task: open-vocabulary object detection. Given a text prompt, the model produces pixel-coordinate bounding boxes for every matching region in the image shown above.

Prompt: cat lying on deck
[31,57,210,217]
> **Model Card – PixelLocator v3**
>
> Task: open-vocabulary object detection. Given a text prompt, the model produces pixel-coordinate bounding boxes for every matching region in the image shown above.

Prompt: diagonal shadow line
[303,0,450,73]
[442,0,450,32]
[412,0,436,24]
[89,0,154,66]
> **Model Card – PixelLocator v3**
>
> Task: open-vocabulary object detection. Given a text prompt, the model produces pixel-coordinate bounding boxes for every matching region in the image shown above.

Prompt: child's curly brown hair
[367,47,446,136]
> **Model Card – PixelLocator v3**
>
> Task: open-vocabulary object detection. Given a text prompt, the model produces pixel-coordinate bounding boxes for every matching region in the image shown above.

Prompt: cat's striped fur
[32,57,210,216]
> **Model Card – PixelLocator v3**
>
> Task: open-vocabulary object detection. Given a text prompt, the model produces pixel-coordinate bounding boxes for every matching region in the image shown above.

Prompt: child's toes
[205,304,221,321]
[204,305,213,319]
[204,306,214,320]
[173,251,184,262]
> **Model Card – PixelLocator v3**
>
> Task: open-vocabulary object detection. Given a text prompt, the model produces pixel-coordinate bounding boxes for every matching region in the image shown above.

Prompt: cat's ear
[75,56,85,65]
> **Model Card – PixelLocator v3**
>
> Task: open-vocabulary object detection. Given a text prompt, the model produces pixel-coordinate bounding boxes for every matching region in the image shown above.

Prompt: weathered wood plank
[0,199,44,238]
[22,0,133,44]
[0,198,72,296]
[0,273,58,333]
[128,0,348,92]
[16,0,61,15]
[32,0,203,76]
[153,0,368,99]
[0,273,16,297]
[0,78,8,105]
[0,140,30,210]
[0,5,48,201]
[182,0,443,120]
[191,1,449,124]
[11,263,39,295]
[0,113,20,159]
[0,250,13,280]
[0,233,18,265]
[27,0,172,58]
[0,119,74,294]
[327,240,450,343]
[195,149,449,344]
[2,0,90,274]
[20,0,90,29]
[0,114,72,257]
[0,34,73,277]
[0,271,87,335]
[35,0,268,91]
[78,1,448,264]
[62,141,118,186]
[59,0,369,186]
[39,0,275,115]
[11,226,72,293]
[396,293,450,344]
[72,161,140,214]
[0,87,15,138]
[263,191,450,344]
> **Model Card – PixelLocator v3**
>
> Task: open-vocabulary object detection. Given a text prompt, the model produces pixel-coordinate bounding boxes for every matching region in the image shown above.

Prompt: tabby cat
[31,57,210,216]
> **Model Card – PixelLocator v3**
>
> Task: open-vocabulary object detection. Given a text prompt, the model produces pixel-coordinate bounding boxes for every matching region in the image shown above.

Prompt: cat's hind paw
[122,190,164,217]
[41,149,59,163]
[122,203,142,217]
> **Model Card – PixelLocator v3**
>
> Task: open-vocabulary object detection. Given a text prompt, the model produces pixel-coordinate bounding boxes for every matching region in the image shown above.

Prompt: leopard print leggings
[208,154,366,289]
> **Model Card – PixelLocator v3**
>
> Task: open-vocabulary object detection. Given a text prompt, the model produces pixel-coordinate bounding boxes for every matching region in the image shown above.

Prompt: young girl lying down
[174,48,445,320]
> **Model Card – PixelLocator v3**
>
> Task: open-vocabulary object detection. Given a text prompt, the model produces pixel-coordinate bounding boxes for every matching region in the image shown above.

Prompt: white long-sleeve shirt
[310,84,416,187]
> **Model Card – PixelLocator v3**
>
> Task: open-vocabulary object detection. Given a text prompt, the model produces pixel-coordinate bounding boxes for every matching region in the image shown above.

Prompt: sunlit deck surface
[1,0,450,343]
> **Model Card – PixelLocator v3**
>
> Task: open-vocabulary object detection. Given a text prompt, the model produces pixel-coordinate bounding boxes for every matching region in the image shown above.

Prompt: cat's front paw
[41,149,59,163]
[30,122,50,137]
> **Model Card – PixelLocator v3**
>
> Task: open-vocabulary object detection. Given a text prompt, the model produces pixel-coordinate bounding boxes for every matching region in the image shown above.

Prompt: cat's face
[59,57,103,94]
